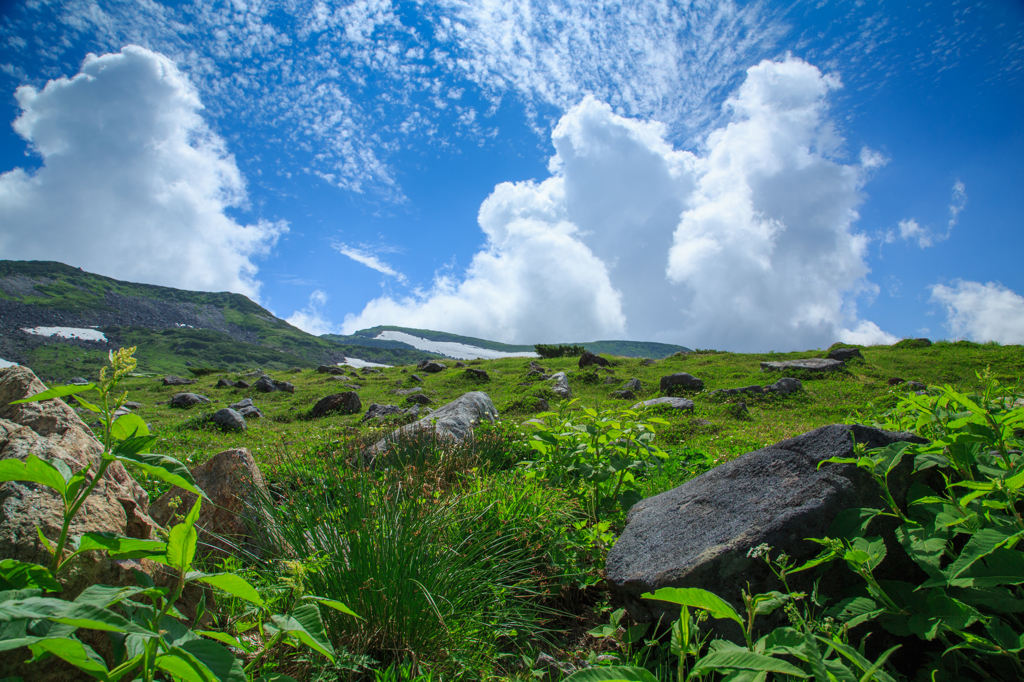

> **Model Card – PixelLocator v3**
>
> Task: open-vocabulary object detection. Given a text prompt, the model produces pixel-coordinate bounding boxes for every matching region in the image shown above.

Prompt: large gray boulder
[606,424,924,633]
[761,358,844,373]
[254,375,295,393]
[827,347,863,362]
[579,351,609,368]
[417,361,447,373]
[367,392,498,462]
[659,373,704,394]
[550,372,572,399]
[209,408,246,432]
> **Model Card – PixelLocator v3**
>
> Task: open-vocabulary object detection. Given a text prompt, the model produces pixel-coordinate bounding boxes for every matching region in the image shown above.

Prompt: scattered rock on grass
[417,361,447,373]
[465,368,489,381]
[311,392,362,418]
[367,392,498,461]
[760,358,844,373]
[254,375,295,393]
[550,372,572,399]
[631,397,694,411]
[316,365,346,375]
[610,390,635,400]
[659,373,704,394]
[209,408,246,432]
[579,351,609,368]
[766,377,802,395]
[623,378,641,392]
[170,393,210,408]
[163,375,194,386]
[362,403,406,422]
[827,347,863,362]
[406,394,432,405]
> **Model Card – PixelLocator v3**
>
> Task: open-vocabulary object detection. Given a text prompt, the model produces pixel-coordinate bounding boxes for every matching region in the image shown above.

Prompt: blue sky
[0,0,1022,351]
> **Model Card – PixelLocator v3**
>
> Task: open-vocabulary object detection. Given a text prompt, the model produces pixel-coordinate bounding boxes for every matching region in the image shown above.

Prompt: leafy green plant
[522,401,669,521]
[0,348,357,681]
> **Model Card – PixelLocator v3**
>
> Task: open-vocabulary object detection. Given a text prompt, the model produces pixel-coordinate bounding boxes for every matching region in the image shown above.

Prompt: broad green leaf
[642,587,743,626]
[74,393,101,413]
[8,384,96,404]
[894,523,946,578]
[0,559,60,592]
[801,632,831,681]
[0,455,68,495]
[178,638,246,682]
[78,532,167,559]
[195,630,254,653]
[828,597,883,629]
[166,498,202,571]
[813,636,897,682]
[562,667,659,682]
[943,527,1024,584]
[112,450,206,499]
[110,434,159,457]
[689,650,808,678]
[303,595,360,619]
[0,597,157,636]
[27,638,109,680]
[188,573,264,607]
[270,603,335,662]
[72,584,148,609]
[156,649,217,682]
[828,508,883,540]
[110,413,149,440]
[949,547,1024,588]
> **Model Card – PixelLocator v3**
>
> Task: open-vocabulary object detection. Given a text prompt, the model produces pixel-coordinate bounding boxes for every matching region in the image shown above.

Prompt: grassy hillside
[0,260,442,378]
[11,339,1023,680]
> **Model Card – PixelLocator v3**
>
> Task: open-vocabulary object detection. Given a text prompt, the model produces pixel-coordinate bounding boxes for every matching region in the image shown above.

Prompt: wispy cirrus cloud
[333,242,408,284]
[888,180,967,249]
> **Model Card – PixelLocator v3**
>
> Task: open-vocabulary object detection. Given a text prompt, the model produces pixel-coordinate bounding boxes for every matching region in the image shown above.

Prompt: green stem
[52,458,112,575]
[244,629,286,675]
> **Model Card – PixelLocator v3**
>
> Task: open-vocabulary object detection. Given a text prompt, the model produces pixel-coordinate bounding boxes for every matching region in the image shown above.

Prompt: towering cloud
[0,46,285,298]
[931,280,1024,344]
[343,57,895,350]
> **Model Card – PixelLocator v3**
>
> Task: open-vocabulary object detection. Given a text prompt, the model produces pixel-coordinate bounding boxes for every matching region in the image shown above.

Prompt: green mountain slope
[0,261,441,380]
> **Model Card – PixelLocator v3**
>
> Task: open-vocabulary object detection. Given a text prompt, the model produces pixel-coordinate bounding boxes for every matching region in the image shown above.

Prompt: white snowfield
[0,359,17,369]
[374,330,539,360]
[21,327,108,342]
[339,357,392,369]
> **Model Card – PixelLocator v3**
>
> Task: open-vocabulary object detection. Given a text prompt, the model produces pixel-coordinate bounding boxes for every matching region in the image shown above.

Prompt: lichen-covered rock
[760,358,844,373]
[209,408,246,432]
[169,392,210,408]
[631,397,694,411]
[550,372,572,400]
[162,375,194,386]
[149,448,271,558]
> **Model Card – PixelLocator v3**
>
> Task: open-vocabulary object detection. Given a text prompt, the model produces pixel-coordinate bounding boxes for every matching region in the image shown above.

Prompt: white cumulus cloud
[931,280,1024,344]
[892,180,967,249]
[343,57,896,350]
[286,289,337,336]
[0,46,286,298]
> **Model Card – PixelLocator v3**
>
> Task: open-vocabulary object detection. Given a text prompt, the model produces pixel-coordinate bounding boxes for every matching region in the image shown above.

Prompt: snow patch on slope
[375,331,539,360]
[22,327,107,342]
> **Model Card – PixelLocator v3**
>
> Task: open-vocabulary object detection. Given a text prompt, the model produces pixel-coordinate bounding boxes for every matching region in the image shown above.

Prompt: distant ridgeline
[0,260,441,381]
[0,261,692,381]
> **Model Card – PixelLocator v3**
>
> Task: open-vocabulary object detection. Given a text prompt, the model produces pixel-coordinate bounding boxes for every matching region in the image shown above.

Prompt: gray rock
[410,374,424,383]
[631,397,694,411]
[395,388,424,396]
[906,381,927,391]
[163,375,194,386]
[710,385,764,398]
[623,378,642,392]
[455,361,468,368]
[610,390,635,400]
[406,394,432,405]
[526,369,545,378]
[235,380,250,389]
[579,350,609,368]
[766,377,803,395]
[316,365,346,375]
[69,376,90,385]
[361,367,383,375]
[465,368,489,381]
[605,424,924,633]
[214,378,236,388]
[238,405,262,419]
[827,347,863,362]
[760,358,844,373]
[209,408,246,432]
[124,401,143,410]
[529,361,547,373]
[254,375,295,393]
[535,398,550,412]
[367,391,498,460]
[229,398,253,410]
[362,403,406,422]
[550,372,572,399]
[602,377,618,385]
[417,361,447,373]
[310,392,361,418]
[659,373,704,394]
[170,392,210,408]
